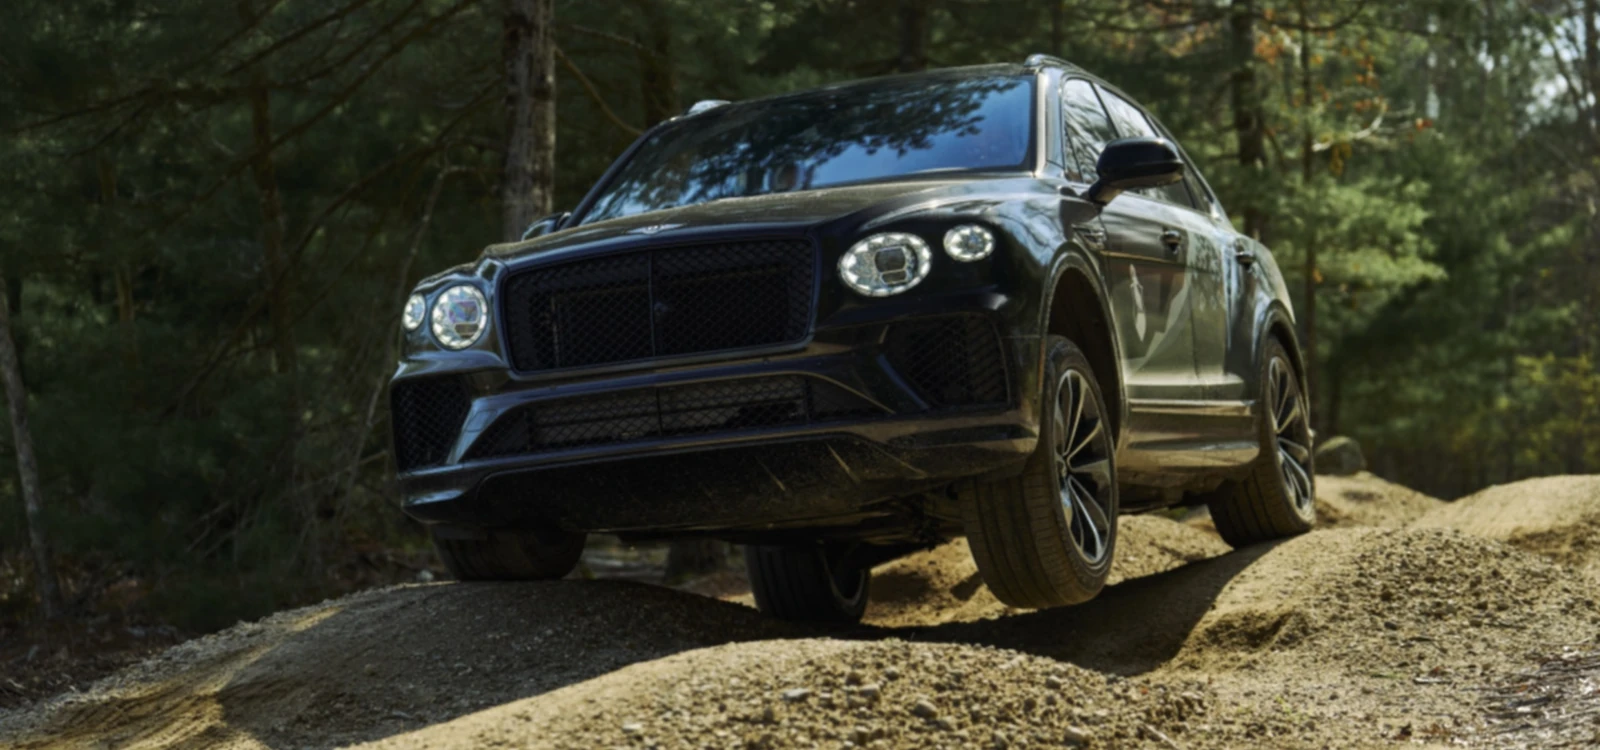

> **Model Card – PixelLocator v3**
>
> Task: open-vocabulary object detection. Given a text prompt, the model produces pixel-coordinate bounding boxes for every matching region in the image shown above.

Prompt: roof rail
[1023,53,1073,70]
[684,99,730,116]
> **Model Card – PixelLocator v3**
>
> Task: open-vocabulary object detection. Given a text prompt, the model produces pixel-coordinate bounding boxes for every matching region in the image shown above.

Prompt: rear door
[1064,80,1199,401]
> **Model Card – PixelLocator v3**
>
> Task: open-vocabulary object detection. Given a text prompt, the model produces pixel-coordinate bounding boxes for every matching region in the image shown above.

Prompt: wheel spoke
[1052,399,1069,460]
[1282,448,1314,508]
[1070,456,1112,487]
[1067,418,1104,462]
[1278,436,1311,464]
[1069,477,1110,559]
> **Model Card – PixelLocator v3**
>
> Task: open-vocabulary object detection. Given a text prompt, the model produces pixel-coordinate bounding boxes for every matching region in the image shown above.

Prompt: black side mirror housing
[1086,137,1185,205]
[520,211,572,241]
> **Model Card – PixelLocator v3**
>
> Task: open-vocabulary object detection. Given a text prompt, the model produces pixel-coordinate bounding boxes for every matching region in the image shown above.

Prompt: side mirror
[520,211,572,241]
[1086,138,1185,206]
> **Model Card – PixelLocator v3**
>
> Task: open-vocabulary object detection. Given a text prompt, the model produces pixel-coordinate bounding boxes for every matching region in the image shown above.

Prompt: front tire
[960,336,1118,609]
[431,528,586,581]
[743,543,870,623]
[1205,337,1316,547]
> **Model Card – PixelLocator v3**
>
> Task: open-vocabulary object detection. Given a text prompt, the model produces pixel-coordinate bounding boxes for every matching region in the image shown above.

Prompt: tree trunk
[247,84,296,376]
[0,268,63,619]
[1585,0,1599,141]
[633,0,677,126]
[895,0,929,73]
[1229,0,1266,240]
[1050,0,1064,57]
[502,0,556,243]
[1299,1,1318,420]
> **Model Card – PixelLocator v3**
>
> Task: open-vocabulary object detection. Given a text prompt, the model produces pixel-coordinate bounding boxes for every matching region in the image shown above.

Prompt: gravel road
[3,472,1597,749]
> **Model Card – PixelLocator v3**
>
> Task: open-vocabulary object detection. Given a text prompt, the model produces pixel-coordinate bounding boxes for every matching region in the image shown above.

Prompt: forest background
[2,0,1597,634]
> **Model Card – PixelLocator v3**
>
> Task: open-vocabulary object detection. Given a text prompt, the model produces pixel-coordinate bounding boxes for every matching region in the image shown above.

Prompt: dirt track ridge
[3,471,1597,749]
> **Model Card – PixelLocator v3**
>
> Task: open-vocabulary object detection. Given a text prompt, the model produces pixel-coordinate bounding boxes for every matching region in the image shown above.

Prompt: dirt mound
[1412,475,1600,576]
[863,515,1231,628]
[359,639,1218,750]
[1314,471,1443,528]
[9,478,1600,748]
[0,582,793,749]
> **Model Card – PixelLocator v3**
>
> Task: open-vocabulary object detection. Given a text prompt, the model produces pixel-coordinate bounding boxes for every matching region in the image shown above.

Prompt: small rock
[1045,675,1063,690]
[781,688,811,703]
[992,729,1010,748]
[935,717,956,731]
[859,683,881,700]
[1314,435,1366,475]
[1383,621,1399,631]
[885,667,901,680]
[850,727,870,744]
[621,722,643,735]
[1063,725,1092,746]
[912,698,939,718]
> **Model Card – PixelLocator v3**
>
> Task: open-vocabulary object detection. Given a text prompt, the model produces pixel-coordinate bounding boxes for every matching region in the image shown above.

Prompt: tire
[1206,337,1316,547]
[960,335,1118,609]
[743,543,870,623]
[431,527,586,581]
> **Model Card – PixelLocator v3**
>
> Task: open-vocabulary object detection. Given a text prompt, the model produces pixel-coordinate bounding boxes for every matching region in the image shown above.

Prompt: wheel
[431,527,586,581]
[960,335,1118,609]
[1205,337,1316,547]
[743,543,870,623]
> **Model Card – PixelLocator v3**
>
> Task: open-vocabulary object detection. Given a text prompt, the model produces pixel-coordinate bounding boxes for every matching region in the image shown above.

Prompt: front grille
[884,315,1010,409]
[390,376,471,471]
[501,239,816,371]
[463,376,882,460]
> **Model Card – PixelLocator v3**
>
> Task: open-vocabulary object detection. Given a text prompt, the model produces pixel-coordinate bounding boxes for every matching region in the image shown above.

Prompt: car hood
[479,177,996,264]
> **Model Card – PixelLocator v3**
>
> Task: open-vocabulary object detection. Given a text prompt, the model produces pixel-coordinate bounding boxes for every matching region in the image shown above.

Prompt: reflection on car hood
[481,178,979,262]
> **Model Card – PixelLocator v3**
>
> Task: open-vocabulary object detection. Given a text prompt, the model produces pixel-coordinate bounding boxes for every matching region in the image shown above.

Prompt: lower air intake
[884,315,1010,409]
[464,376,882,460]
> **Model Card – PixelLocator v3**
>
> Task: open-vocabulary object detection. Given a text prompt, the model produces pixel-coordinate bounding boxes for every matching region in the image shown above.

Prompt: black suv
[389,56,1314,622]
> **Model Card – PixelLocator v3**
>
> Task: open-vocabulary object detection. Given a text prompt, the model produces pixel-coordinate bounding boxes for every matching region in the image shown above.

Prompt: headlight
[430,285,489,349]
[943,224,995,262]
[402,293,426,331]
[838,233,932,297]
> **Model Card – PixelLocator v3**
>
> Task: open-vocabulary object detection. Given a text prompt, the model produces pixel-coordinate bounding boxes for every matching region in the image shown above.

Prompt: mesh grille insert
[390,376,471,471]
[501,239,816,371]
[884,315,1010,409]
[464,376,882,460]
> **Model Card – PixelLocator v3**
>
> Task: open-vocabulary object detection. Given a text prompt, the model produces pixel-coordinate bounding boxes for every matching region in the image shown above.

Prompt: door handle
[1075,225,1106,248]
[1234,242,1258,266]
[1160,228,1183,253]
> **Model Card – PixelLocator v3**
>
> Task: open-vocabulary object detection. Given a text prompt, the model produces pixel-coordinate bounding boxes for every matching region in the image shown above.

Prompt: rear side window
[1096,87,1197,209]
[1060,79,1118,183]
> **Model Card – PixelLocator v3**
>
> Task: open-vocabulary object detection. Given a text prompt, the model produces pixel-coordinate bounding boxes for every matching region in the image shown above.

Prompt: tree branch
[554,45,644,136]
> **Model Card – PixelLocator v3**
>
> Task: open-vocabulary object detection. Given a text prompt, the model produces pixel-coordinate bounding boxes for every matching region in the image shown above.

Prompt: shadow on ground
[5,541,1272,749]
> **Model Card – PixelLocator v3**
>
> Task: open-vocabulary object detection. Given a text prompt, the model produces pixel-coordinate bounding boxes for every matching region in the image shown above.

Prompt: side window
[1060,79,1118,183]
[1096,87,1196,209]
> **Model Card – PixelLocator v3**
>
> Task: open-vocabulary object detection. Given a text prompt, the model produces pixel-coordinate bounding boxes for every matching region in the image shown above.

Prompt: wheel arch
[1041,256,1125,446]
[1258,303,1309,401]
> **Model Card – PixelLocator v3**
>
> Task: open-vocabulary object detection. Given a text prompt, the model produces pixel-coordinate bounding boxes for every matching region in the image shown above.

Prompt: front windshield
[579,73,1035,224]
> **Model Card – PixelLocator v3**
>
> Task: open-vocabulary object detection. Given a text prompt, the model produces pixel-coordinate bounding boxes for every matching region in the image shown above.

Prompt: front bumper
[391,291,1042,535]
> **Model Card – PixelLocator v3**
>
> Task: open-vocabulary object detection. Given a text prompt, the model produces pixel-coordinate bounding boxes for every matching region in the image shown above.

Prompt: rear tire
[960,336,1118,609]
[743,543,870,623]
[431,528,586,581]
[1206,337,1316,547]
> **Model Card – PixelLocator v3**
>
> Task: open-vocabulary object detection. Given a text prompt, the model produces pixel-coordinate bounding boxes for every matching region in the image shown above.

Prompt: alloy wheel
[1052,369,1114,564]
[1268,357,1314,513]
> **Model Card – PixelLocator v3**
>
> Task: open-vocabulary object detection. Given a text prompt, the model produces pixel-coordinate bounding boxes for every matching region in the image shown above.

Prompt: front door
[1063,79,1200,401]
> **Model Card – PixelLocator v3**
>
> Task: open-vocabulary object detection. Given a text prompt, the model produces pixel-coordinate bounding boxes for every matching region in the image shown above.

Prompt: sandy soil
[1412,475,1600,578]
[3,474,1597,749]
